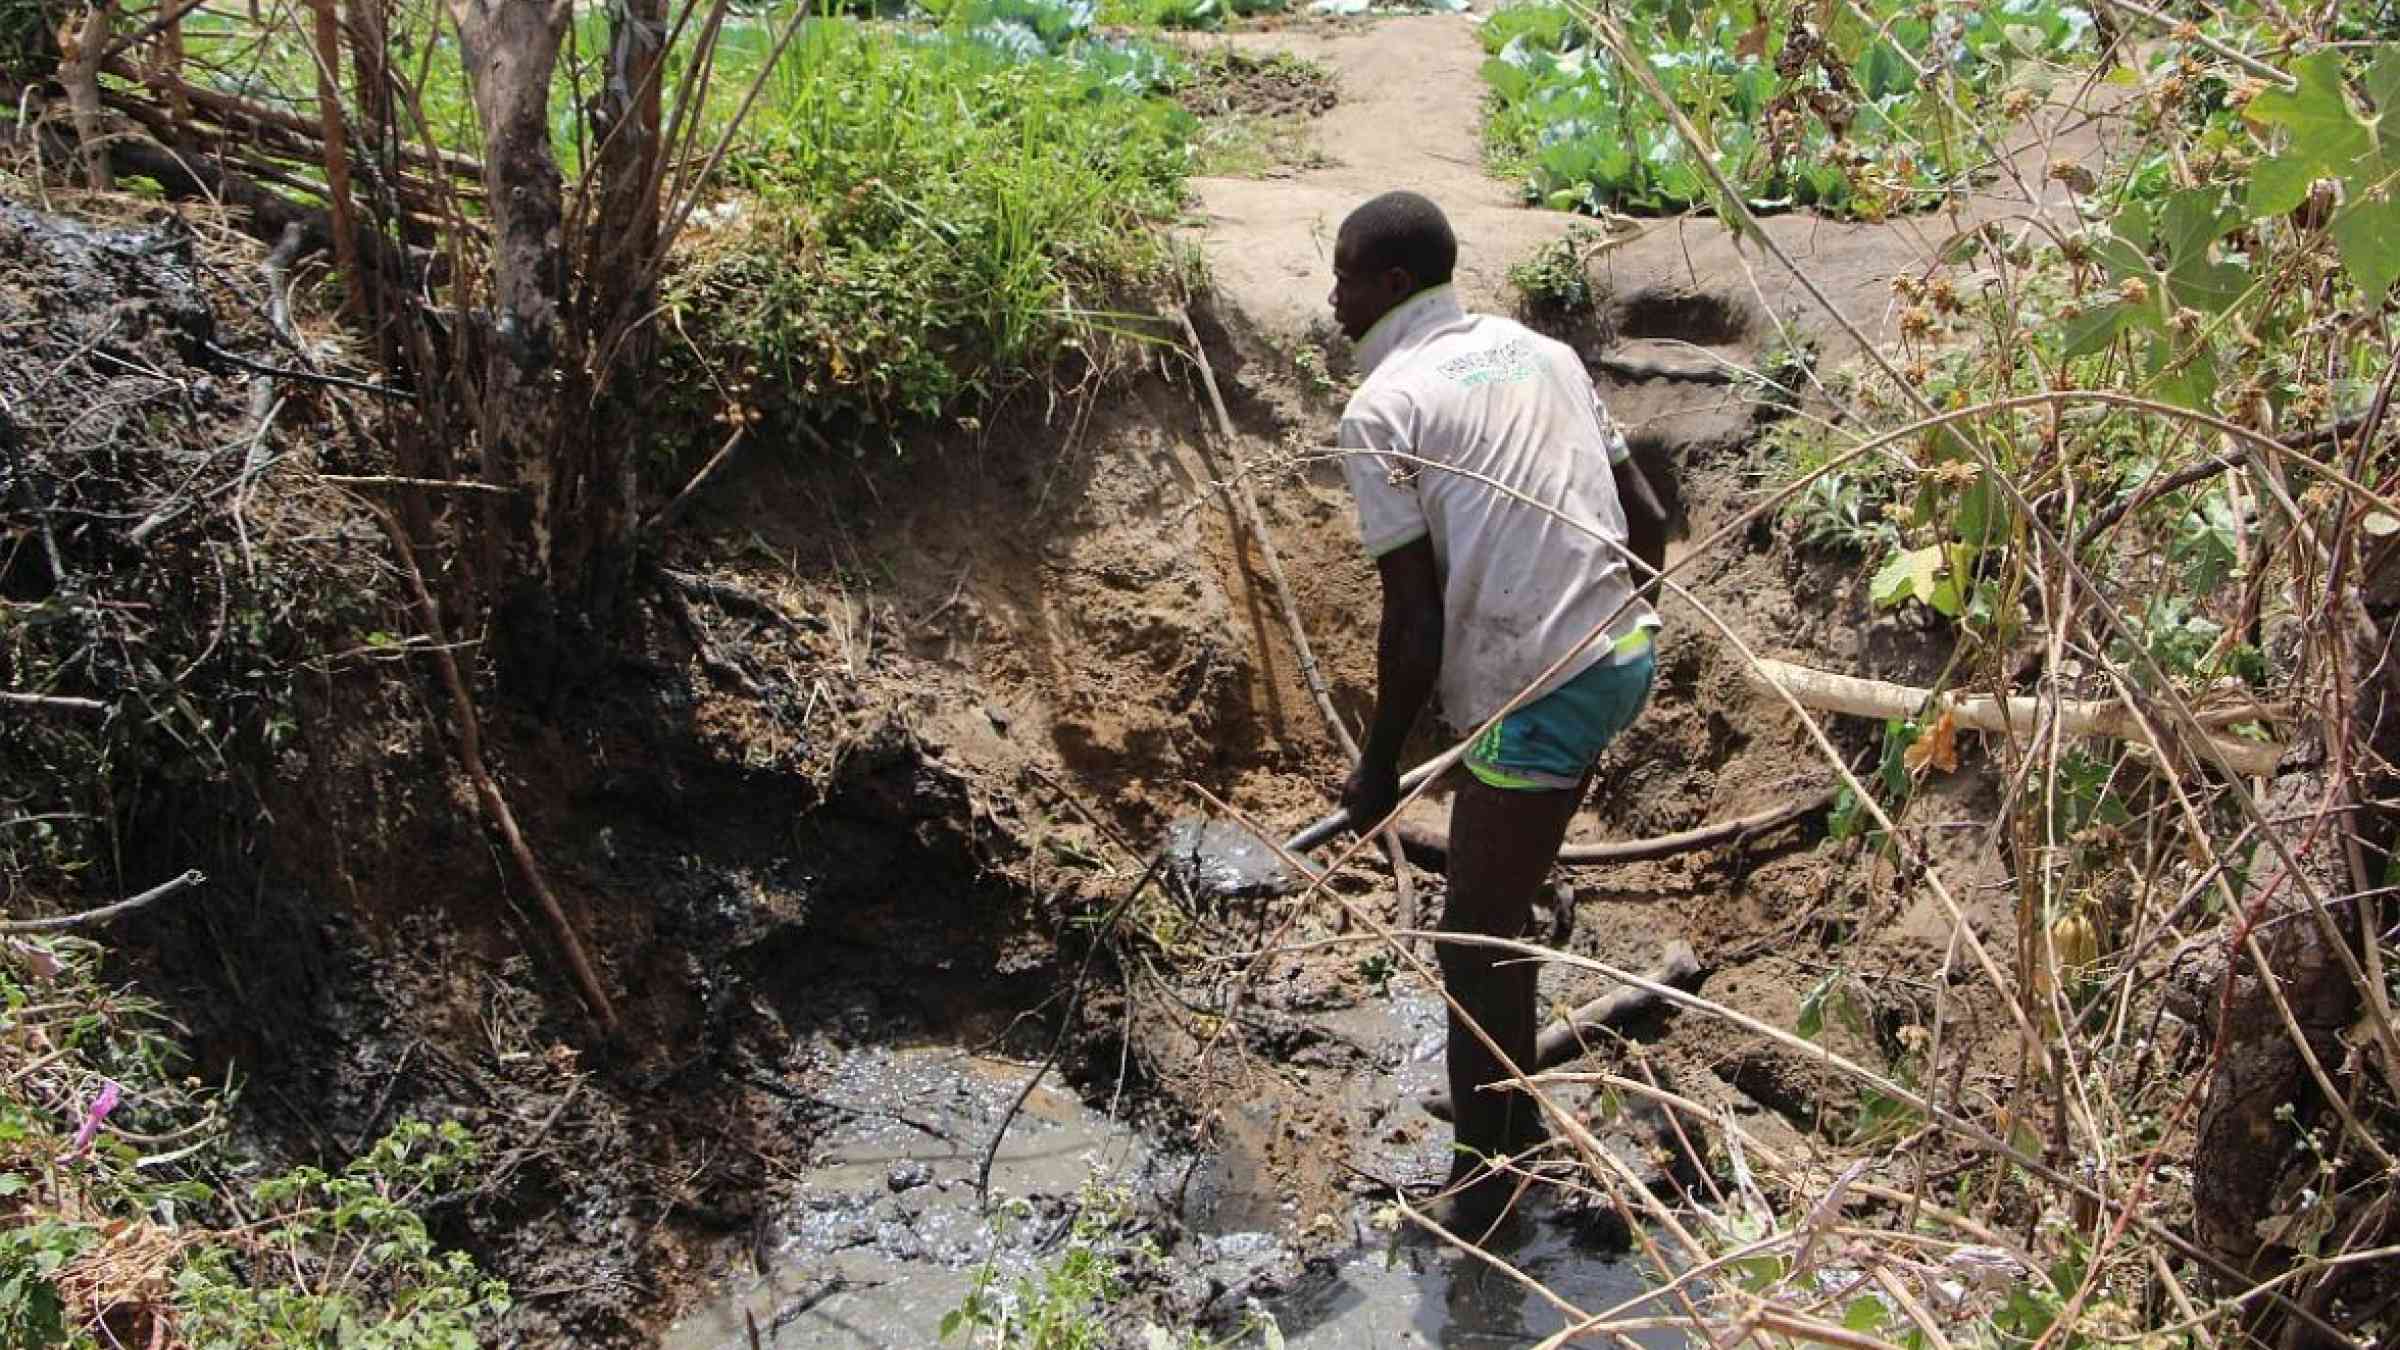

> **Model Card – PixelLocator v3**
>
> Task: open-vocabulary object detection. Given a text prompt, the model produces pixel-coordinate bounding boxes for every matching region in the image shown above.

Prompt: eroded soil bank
[5,6,2134,1346]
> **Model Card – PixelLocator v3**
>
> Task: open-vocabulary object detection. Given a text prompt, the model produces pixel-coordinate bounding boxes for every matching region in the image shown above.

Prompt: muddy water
[664,987,1678,1349]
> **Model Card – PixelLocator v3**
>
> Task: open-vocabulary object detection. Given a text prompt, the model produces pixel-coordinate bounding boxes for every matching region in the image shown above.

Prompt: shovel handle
[1279,757,1446,854]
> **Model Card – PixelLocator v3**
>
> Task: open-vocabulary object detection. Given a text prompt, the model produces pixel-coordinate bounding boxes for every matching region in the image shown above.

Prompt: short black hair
[1338,191,1457,290]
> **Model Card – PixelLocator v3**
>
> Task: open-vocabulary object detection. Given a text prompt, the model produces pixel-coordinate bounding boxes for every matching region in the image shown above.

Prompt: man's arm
[1613,454,1669,592]
[1342,536,1442,833]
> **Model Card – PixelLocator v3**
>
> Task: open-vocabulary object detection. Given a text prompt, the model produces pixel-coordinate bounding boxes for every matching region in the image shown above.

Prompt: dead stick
[319,474,515,495]
[1396,791,1835,869]
[0,869,203,932]
[307,0,364,320]
[1747,657,2286,777]
[1420,941,1702,1121]
[0,692,107,714]
[1174,307,1418,933]
[365,503,619,1033]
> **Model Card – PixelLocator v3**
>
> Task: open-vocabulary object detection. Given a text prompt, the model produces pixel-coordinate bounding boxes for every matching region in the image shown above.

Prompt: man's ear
[1382,267,1417,297]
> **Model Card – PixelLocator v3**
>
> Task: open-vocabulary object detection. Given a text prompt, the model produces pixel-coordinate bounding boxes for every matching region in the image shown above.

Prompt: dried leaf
[1735,17,1770,62]
[1903,709,1959,774]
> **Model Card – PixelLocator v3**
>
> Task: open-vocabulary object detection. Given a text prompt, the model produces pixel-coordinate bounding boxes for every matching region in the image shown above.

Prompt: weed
[0,936,507,1346]
[1354,951,1397,995]
[1506,226,1604,317]
[666,10,1193,445]
[941,1185,1139,1348]
[1290,340,1344,398]
[1102,0,1289,30]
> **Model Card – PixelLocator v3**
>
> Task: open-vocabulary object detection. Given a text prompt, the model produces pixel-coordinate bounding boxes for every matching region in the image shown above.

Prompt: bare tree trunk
[2193,558,2400,1333]
[444,0,573,685]
[308,0,363,319]
[60,1,114,190]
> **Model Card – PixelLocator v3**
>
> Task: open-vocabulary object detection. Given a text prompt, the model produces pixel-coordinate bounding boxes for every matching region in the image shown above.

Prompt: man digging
[1327,191,1667,1241]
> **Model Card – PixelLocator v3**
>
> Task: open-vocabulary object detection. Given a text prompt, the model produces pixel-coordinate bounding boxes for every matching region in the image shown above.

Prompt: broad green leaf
[2171,258,2250,314]
[1870,544,1946,609]
[2145,336,2218,411]
[1954,475,2011,544]
[2110,198,2157,250]
[2158,187,2239,262]
[1924,543,1976,618]
[2059,301,2133,356]
[2245,52,2373,173]
[2247,155,2318,218]
[2366,43,2400,117]
[2332,186,2400,297]
[2087,235,2151,282]
[1844,1298,1888,1332]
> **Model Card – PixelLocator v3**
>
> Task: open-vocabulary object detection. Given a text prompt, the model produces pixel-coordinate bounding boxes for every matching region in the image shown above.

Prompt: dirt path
[1190,9,2099,359]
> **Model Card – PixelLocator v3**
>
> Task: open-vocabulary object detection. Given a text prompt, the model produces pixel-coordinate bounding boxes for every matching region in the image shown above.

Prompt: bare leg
[1435,776,1583,1228]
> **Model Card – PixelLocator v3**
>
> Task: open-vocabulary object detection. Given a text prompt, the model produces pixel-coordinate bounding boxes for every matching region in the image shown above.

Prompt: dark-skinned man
[1327,191,1667,1240]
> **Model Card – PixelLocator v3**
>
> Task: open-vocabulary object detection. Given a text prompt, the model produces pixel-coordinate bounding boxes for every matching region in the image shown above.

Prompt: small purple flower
[66,1080,121,1159]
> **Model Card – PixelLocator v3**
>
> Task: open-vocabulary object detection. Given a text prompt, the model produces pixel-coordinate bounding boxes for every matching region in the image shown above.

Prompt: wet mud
[665,983,1679,1349]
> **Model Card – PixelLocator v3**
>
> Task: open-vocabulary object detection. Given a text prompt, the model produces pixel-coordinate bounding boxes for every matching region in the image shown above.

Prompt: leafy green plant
[1507,226,1605,316]
[0,936,507,1348]
[1479,0,2090,218]
[941,1186,1142,1348]
[174,1123,509,1349]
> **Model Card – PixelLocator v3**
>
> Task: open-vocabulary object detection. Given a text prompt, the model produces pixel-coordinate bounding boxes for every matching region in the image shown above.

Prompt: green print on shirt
[1437,337,1538,388]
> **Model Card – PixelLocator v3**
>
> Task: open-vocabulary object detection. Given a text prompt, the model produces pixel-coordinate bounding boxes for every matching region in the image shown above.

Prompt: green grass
[158,0,1202,449]
[665,5,1195,442]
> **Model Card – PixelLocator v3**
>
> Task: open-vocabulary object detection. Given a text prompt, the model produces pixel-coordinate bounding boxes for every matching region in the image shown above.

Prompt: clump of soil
[1176,48,1339,120]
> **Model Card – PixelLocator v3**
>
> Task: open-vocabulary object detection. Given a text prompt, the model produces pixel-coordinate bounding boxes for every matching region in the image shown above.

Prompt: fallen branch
[0,869,203,932]
[1748,657,2287,777]
[1420,941,1702,1121]
[1396,791,1835,869]
[0,691,108,714]
[365,503,619,1034]
[317,474,515,495]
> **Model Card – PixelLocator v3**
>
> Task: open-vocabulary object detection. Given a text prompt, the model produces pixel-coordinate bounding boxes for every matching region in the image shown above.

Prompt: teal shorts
[1465,636,1657,791]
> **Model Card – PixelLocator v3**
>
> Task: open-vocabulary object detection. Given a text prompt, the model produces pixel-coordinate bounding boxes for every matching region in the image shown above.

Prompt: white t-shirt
[1336,285,1659,732]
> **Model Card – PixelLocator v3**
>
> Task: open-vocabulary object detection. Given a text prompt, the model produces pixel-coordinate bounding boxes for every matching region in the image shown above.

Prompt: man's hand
[1341,757,1401,836]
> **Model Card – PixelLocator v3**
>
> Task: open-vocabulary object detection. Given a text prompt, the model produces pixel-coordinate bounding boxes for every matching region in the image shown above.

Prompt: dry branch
[0,869,202,932]
[1175,306,1419,934]
[1748,657,2287,777]
[0,691,108,714]
[366,503,619,1034]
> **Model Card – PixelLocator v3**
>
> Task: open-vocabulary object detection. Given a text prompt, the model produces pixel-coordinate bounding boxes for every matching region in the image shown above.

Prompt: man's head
[1328,191,1457,343]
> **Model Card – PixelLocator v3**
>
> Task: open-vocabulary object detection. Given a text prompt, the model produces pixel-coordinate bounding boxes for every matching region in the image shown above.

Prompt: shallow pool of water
[662,999,1681,1348]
